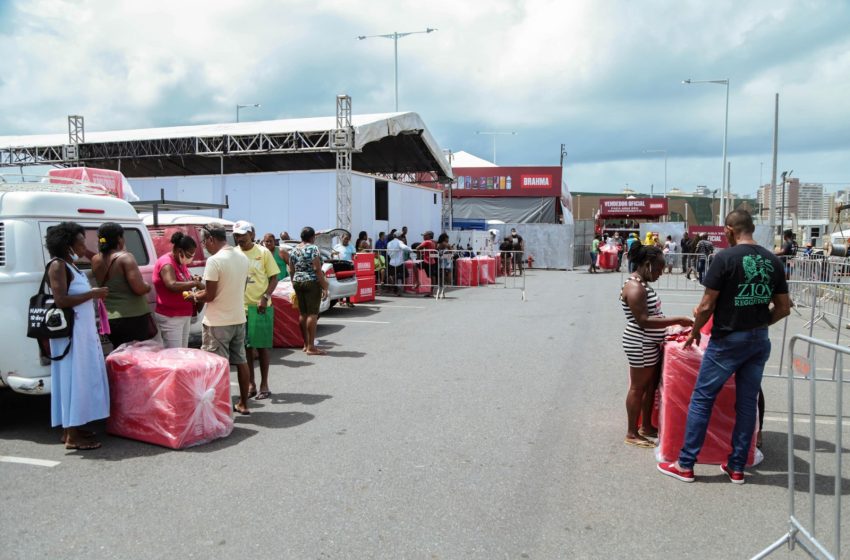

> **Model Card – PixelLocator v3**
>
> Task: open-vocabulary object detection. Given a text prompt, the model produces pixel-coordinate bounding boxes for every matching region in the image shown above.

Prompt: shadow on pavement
[748,431,850,495]
[324,350,366,358]
[236,410,314,430]
[268,393,332,405]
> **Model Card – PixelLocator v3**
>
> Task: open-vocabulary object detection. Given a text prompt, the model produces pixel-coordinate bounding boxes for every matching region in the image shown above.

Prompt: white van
[0,179,157,395]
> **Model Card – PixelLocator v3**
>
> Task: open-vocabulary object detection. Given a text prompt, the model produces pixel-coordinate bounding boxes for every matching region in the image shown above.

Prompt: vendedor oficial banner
[598,198,668,217]
[451,166,561,197]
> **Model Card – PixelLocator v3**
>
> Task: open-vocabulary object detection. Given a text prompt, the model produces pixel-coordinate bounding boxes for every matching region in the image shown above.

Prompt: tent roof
[0,112,452,180]
[450,150,496,168]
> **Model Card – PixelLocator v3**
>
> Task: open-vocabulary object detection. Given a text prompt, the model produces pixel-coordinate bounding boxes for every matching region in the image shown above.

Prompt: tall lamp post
[475,131,517,164]
[236,103,260,122]
[779,169,793,236]
[357,28,437,112]
[683,78,730,225]
[642,149,667,195]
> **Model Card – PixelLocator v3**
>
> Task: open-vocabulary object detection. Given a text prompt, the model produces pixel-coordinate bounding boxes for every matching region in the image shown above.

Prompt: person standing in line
[153,231,204,348]
[775,230,796,280]
[694,233,715,284]
[195,223,252,415]
[589,234,601,273]
[234,222,279,401]
[621,242,694,448]
[92,222,157,348]
[680,231,693,277]
[663,235,679,274]
[625,233,639,273]
[262,233,289,281]
[613,231,624,272]
[509,228,525,275]
[658,210,790,484]
[45,222,110,450]
[333,232,356,306]
[417,231,438,296]
[386,232,414,295]
[289,227,330,355]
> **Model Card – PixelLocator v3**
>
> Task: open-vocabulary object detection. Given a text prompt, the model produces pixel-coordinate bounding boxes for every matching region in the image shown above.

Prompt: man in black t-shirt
[658,210,791,484]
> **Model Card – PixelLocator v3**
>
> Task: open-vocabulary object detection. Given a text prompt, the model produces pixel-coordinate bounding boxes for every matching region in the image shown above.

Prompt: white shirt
[387,238,410,267]
[202,246,250,327]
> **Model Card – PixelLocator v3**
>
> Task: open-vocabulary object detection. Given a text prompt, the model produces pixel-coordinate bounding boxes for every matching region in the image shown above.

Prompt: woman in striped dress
[621,244,693,448]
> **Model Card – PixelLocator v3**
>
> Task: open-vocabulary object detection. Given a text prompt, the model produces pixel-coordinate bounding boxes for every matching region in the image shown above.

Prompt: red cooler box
[403,261,432,294]
[354,252,375,279]
[456,258,480,286]
[106,342,234,449]
[272,283,304,348]
[475,256,496,284]
[657,337,759,466]
[351,276,376,303]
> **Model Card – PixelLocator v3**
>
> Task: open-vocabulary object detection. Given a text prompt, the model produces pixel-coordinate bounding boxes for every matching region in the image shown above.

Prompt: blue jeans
[697,259,707,283]
[678,328,771,471]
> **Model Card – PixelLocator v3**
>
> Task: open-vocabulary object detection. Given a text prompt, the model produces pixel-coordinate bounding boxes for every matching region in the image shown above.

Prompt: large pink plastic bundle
[657,336,759,466]
[475,256,496,284]
[106,342,234,449]
[598,244,619,270]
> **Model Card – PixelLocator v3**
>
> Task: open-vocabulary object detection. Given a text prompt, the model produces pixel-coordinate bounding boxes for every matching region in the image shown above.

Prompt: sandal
[638,428,659,438]
[624,437,656,449]
[60,429,96,444]
[254,391,272,400]
[65,441,102,451]
[233,404,251,416]
[247,389,258,399]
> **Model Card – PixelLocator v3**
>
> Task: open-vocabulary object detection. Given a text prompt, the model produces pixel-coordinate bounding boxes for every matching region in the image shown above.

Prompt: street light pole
[475,131,517,164]
[642,149,667,195]
[357,28,437,112]
[683,78,730,225]
[236,103,260,123]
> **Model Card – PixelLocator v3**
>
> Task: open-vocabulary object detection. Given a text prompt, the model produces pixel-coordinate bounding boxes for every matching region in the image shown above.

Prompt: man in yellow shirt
[233,221,280,401]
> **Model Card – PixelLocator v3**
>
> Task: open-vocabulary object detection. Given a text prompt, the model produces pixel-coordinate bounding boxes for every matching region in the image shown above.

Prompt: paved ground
[1,270,847,559]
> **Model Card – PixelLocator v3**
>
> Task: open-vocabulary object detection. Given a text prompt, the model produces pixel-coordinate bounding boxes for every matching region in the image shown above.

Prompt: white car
[278,228,358,311]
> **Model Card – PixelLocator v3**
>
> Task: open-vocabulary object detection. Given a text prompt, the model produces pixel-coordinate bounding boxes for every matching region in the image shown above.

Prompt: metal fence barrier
[752,334,848,560]
[370,248,526,301]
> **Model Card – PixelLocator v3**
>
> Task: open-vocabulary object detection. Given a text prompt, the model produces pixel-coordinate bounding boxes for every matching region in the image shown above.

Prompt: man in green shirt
[262,233,289,280]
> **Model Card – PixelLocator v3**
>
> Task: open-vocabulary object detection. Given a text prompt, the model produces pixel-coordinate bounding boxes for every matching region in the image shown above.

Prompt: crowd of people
[618,210,791,484]
[43,219,333,449]
[590,230,717,281]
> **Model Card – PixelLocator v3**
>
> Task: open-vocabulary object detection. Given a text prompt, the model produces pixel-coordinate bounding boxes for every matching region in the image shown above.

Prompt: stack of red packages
[475,256,496,284]
[403,261,432,294]
[657,329,760,466]
[456,258,480,286]
[106,342,233,449]
[272,283,304,348]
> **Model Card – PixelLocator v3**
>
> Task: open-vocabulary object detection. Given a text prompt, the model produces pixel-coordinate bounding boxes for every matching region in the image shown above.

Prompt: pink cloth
[153,253,194,317]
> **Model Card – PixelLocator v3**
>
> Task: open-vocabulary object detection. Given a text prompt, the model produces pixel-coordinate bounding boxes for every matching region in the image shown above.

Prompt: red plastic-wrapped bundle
[404,261,432,294]
[272,283,304,348]
[475,256,496,284]
[598,245,619,270]
[106,342,233,449]
[456,258,480,286]
[657,336,759,466]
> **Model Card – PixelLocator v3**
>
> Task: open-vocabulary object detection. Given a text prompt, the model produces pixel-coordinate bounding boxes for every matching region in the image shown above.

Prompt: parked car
[0,178,157,395]
[278,228,358,311]
[140,213,235,344]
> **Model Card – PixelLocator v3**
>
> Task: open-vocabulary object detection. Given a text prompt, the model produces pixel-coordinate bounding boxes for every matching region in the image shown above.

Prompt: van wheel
[328,299,337,309]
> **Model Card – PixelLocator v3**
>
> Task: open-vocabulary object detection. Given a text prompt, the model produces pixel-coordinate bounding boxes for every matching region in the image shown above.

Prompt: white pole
[769,94,779,234]
[719,80,730,225]
[393,33,399,112]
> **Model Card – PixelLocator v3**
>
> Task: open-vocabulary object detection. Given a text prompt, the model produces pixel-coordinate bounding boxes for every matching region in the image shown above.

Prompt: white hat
[232,220,255,235]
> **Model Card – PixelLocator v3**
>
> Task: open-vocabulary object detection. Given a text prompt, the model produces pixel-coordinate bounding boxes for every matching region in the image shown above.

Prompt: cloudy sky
[1,0,849,195]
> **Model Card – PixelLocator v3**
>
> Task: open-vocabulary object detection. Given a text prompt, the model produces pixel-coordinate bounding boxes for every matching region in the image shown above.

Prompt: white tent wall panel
[129,170,441,240]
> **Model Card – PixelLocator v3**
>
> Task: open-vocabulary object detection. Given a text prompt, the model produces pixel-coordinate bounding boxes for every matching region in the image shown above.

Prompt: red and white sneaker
[657,462,695,483]
[720,463,745,484]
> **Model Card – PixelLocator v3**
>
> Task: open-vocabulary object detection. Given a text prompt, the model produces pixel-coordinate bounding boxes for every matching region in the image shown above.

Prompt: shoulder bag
[27,258,75,360]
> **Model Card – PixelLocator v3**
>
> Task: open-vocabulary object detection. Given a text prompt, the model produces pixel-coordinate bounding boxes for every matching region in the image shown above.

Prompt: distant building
[693,185,711,197]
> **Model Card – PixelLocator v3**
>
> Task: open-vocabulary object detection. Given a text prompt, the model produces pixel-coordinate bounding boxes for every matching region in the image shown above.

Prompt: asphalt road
[1,270,846,559]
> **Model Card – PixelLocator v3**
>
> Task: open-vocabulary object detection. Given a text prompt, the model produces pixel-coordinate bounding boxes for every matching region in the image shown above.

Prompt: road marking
[323,319,390,324]
[366,305,426,309]
[763,414,850,427]
[0,456,60,468]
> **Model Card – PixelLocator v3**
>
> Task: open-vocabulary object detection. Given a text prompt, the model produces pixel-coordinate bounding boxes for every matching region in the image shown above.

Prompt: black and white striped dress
[620,276,667,367]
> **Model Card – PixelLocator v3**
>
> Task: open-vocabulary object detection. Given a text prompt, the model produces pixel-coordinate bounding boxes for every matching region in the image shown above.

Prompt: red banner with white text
[451,166,562,197]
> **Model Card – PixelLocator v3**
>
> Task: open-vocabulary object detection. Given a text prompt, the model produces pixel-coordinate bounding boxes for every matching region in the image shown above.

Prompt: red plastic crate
[351,276,376,303]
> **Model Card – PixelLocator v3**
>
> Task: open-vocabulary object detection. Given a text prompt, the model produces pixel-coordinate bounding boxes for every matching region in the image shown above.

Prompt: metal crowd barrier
[617,253,710,292]
[785,256,850,331]
[370,248,526,301]
[752,334,848,560]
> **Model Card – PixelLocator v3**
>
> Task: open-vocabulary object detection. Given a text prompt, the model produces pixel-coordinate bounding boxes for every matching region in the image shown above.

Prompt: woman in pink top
[153,231,204,348]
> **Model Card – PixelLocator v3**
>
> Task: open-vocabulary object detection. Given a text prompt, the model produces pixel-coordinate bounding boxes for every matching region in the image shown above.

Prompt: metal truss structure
[334,95,353,230]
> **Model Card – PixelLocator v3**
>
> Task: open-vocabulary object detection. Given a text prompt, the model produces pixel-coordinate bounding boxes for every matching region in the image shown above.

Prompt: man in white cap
[196,222,251,414]
[233,220,279,401]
